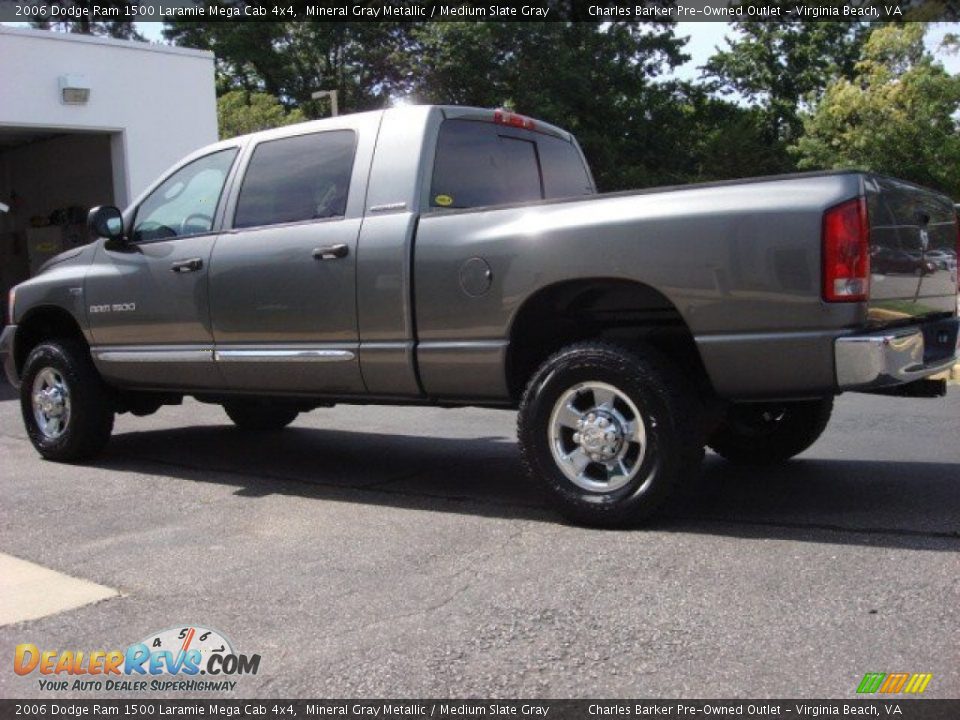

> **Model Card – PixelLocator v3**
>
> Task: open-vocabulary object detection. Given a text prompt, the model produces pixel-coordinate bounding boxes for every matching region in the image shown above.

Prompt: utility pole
[311,89,339,117]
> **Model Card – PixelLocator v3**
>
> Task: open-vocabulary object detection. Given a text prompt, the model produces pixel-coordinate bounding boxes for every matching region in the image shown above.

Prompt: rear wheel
[517,342,703,528]
[20,339,115,462]
[707,398,833,465]
[223,401,299,431]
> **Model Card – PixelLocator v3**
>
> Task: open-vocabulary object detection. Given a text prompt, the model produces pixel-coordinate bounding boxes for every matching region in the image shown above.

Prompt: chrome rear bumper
[835,318,958,390]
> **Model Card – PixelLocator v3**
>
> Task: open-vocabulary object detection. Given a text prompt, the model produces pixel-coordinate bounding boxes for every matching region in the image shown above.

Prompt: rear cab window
[430,118,593,211]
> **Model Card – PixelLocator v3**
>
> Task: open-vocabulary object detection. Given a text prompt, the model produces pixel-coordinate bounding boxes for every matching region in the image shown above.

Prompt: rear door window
[233,130,356,229]
[431,120,537,209]
[431,119,592,210]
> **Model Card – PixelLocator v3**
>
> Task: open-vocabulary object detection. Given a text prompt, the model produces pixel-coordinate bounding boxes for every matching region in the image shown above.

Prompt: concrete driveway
[0,383,958,698]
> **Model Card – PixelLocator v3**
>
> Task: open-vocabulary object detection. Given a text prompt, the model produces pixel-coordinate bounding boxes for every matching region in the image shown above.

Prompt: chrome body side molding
[93,347,214,363]
[93,346,356,363]
[214,349,356,362]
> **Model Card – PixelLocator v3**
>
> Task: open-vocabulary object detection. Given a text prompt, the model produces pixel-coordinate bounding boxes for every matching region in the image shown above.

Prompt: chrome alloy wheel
[31,367,71,440]
[548,381,647,493]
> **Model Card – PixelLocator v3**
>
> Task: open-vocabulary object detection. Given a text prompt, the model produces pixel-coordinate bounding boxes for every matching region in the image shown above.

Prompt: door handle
[312,244,349,260]
[170,258,203,273]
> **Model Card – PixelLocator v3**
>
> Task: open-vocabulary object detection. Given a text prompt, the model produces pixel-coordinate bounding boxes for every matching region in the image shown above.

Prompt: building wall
[0,27,218,207]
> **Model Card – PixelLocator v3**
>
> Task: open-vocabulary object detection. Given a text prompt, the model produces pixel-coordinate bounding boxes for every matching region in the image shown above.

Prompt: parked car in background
[925,249,957,272]
[871,246,937,276]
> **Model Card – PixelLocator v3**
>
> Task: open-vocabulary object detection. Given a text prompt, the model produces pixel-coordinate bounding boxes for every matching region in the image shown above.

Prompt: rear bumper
[1,325,17,390]
[835,317,959,390]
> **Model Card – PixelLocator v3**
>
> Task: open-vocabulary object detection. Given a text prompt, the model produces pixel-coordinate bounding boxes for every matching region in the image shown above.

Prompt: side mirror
[88,206,125,242]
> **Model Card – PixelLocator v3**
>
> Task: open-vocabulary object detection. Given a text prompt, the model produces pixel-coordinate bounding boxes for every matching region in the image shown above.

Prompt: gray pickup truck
[2,105,958,526]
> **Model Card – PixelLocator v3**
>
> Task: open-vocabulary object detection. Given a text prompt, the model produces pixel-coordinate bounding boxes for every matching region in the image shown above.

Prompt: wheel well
[505,279,712,401]
[15,306,89,375]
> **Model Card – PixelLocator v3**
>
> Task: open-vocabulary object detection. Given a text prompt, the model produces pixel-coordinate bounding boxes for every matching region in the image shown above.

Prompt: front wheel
[707,398,834,465]
[223,401,299,431]
[20,340,115,462]
[517,342,703,528]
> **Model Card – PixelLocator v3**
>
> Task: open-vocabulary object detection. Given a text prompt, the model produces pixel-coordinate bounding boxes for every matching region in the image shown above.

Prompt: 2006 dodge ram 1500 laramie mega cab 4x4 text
[2,106,958,526]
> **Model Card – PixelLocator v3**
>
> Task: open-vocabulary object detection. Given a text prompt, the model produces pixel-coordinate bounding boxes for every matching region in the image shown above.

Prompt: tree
[30,3,143,39]
[703,14,869,143]
[217,91,306,139]
[791,24,960,198]
[166,16,861,191]
[165,18,690,191]
[402,21,690,190]
[164,20,416,115]
[680,88,795,181]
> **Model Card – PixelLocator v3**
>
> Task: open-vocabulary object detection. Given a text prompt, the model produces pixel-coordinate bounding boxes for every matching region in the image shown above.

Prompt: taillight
[822,197,870,303]
[493,109,535,130]
[6,287,14,325]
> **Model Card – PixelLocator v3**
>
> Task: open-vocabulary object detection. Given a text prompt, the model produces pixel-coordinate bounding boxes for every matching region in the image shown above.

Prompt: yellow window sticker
[434,194,453,207]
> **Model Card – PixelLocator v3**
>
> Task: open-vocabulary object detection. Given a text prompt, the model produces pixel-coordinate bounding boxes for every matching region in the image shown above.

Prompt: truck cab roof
[225,105,574,148]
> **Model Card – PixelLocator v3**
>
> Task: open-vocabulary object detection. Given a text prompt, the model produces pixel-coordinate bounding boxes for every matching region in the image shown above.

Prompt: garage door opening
[0,128,118,321]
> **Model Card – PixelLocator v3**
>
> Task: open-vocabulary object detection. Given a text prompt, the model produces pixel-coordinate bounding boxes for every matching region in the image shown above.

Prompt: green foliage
[30,3,143,39]
[401,21,808,189]
[168,19,693,191]
[217,91,306,139]
[164,20,414,115]
[402,21,690,191]
[703,13,868,142]
[679,88,795,181]
[791,24,960,198]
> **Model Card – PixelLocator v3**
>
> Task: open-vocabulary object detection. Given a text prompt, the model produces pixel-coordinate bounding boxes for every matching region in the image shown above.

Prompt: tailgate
[865,175,957,325]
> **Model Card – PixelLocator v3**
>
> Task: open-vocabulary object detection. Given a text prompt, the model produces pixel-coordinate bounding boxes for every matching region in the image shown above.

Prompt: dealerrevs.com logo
[14,626,261,693]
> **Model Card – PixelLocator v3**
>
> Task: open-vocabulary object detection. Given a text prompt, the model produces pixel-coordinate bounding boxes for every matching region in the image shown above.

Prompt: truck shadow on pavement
[92,423,960,551]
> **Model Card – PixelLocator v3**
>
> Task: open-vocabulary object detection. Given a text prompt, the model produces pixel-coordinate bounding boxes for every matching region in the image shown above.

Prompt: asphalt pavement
[0,382,958,698]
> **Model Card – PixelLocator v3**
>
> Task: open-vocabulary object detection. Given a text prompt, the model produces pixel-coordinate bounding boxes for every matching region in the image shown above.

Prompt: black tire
[707,398,833,465]
[223,401,299,431]
[517,341,703,528]
[20,339,115,462]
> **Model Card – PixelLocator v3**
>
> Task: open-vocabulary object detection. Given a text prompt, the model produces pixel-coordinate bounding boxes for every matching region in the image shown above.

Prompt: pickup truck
[2,105,958,527]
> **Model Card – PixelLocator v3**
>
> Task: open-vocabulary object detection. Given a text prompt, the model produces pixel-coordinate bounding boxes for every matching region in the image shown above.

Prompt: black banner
[2,700,960,720]
[0,0,957,23]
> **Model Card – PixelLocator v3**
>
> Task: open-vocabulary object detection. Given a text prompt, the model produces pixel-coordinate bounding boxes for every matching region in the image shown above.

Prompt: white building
[0,26,217,314]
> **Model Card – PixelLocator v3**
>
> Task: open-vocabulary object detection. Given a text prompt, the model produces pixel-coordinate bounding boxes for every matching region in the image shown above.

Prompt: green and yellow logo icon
[857,672,932,694]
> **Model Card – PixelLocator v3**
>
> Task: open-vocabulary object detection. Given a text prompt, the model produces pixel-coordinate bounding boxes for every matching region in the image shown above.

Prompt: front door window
[132,149,238,243]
